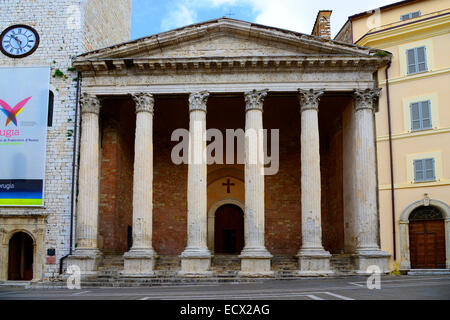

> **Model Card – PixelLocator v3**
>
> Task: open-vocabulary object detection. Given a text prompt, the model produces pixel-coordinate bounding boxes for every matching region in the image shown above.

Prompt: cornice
[73,55,388,75]
[356,11,450,47]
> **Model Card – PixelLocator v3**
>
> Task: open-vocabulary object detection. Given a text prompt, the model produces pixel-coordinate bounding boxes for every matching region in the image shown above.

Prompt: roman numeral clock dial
[1,25,40,58]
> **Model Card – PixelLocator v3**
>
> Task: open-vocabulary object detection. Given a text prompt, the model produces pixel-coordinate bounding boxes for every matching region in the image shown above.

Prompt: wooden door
[214,204,244,254]
[8,232,34,281]
[409,220,446,269]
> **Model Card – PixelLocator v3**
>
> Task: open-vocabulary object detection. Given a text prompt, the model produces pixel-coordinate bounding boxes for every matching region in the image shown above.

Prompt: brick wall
[99,101,133,254]
[96,95,346,257]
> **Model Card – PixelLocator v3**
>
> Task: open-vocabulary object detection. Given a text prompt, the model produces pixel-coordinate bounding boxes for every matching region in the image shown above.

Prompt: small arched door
[8,232,34,281]
[214,204,244,254]
[409,206,446,269]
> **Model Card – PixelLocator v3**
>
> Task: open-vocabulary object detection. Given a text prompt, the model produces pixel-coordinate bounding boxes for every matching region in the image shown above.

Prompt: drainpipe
[385,62,397,261]
[59,72,81,274]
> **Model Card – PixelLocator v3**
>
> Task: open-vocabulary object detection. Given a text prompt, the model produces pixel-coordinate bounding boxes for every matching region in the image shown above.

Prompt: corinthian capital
[245,89,268,112]
[354,88,381,112]
[132,93,154,114]
[189,91,209,112]
[298,89,324,112]
[80,93,101,115]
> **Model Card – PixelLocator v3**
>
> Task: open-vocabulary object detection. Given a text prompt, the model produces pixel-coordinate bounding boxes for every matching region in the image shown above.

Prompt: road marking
[322,292,354,300]
[349,282,365,287]
[139,297,151,300]
[72,290,90,296]
[137,291,352,300]
[305,295,324,300]
[348,276,450,287]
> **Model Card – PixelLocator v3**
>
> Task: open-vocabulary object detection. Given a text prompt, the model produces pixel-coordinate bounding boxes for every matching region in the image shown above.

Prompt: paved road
[0,275,449,300]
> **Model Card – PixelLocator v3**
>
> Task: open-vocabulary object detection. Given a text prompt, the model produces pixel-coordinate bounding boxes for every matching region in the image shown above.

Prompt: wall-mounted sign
[0,67,50,206]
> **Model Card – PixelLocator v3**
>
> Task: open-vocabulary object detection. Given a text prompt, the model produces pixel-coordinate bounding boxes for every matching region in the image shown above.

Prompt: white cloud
[161,3,197,31]
[158,0,399,36]
[243,0,396,36]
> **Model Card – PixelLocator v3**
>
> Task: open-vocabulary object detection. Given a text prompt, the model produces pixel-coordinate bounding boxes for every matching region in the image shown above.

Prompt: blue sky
[131,0,396,40]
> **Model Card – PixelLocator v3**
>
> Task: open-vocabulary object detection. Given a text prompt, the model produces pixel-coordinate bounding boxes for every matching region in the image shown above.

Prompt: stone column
[67,93,102,275]
[399,221,411,271]
[353,88,389,273]
[179,91,212,276]
[122,93,158,277]
[297,89,333,276]
[239,89,273,276]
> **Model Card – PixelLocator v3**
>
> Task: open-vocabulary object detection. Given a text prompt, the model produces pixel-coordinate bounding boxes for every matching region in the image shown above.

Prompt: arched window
[409,206,443,221]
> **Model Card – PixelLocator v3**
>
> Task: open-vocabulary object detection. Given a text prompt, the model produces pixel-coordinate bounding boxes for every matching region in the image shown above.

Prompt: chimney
[312,10,332,39]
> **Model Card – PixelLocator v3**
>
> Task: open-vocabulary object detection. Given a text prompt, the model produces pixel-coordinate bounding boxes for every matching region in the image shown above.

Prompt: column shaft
[186,108,208,249]
[353,88,390,273]
[243,104,266,250]
[179,91,211,276]
[123,93,157,276]
[76,94,101,250]
[131,94,155,250]
[354,104,379,251]
[300,108,323,249]
[67,93,102,275]
[239,89,273,276]
[297,89,332,276]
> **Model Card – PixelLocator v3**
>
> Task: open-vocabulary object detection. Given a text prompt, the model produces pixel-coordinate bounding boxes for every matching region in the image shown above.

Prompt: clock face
[0,25,40,58]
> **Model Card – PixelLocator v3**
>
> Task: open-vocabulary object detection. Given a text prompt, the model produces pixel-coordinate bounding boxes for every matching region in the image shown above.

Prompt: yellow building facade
[336,0,450,272]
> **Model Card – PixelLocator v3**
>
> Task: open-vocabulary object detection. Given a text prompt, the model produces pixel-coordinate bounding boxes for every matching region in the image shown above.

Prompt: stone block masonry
[0,0,131,280]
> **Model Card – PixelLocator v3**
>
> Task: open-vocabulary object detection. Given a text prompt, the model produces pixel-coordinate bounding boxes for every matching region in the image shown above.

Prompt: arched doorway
[8,232,34,280]
[214,204,244,254]
[409,206,446,269]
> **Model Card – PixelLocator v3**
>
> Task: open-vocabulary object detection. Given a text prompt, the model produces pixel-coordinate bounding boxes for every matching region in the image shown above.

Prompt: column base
[399,260,411,273]
[355,249,390,274]
[238,247,274,277]
[297,248,333,276]
[65,249,102,276]
[121,248,158,277]
[178,248,212,277]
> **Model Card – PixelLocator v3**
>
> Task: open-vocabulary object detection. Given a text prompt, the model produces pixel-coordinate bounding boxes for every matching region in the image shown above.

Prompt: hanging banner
[0,67,50,206]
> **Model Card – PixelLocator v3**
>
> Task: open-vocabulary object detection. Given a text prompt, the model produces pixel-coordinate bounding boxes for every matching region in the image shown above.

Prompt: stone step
[272,256,298,271]
[330,254,355,271]
[154,255,181,271]
[408,269,450,276]
[92,254,357,276]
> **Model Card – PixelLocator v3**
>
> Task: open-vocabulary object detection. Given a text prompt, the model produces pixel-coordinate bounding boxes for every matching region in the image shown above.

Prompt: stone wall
[83,0,132,52]
[0,0,131,280]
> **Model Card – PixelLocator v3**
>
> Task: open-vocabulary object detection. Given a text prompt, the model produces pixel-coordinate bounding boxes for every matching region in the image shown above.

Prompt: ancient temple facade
[67,18,391,277]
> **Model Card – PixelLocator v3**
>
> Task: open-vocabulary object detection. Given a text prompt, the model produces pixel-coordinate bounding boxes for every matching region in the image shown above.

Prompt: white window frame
[410,100,432,131]
[413,158,436,182]
[406,46,428,75]
[406,152,442,184]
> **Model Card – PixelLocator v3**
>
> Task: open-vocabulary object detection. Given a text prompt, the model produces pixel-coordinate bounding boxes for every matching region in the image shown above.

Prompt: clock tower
[0,0,132,281]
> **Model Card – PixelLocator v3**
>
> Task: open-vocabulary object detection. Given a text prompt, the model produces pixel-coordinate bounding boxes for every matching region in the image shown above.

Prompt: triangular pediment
[75,17,383,62]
